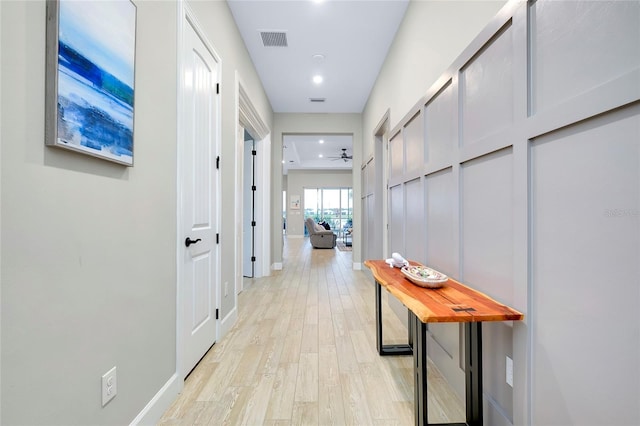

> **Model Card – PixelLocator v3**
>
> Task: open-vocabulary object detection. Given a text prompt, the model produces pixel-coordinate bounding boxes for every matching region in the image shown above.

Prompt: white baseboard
[272,262,283,270]
[353,262,362,270]
[219,306,238,339]
[131,308,238,426]
[130,373,182,426]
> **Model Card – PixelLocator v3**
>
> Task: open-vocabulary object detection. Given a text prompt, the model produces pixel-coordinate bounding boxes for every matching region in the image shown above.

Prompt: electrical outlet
[224,281,229,297]
[102,366,117,406]
[506,356,513,387]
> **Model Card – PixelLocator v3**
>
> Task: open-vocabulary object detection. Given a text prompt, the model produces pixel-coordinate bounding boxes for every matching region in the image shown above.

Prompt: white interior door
[180,18,219,377]
[243,135,255,278]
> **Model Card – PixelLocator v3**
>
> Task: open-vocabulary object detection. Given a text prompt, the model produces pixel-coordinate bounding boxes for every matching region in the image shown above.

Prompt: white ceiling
[283,134,353,174]
[227,0,409,114]
[228,0,408,173]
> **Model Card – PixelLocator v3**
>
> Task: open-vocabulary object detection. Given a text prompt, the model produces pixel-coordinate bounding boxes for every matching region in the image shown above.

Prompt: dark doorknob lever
[185,237,202,247]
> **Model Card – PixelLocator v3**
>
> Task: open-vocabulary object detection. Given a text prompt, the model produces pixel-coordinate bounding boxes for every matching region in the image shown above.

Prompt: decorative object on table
[45,0,137,166]
[400,265,448,288]
[385,252,408,268]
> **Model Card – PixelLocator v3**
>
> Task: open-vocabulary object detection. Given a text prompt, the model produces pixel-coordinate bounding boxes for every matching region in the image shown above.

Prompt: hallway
[160,237,464,425]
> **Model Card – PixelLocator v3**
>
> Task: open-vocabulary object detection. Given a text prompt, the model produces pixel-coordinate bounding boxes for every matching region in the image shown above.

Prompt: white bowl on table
[400,265,448,289]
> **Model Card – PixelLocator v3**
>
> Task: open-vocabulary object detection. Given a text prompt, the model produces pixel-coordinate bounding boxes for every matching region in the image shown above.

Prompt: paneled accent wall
[361,158,375,262]
[385,0,640,424]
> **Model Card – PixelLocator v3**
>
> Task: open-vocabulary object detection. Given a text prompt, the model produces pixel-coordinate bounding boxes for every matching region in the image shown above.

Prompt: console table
[364,260,524,426]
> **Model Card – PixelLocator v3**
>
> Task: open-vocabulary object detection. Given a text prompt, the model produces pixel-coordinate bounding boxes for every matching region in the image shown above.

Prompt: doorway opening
[282,190,287,235]
[236,80,270,289]
[243,130,256,278]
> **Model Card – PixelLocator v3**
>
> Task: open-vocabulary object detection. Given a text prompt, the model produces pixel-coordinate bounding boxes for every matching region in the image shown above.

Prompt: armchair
[304,217,337,249]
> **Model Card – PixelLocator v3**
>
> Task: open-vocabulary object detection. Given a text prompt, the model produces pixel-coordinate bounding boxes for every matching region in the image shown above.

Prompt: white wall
[286,170,353,237]
[361,0,508,398]
[0,1,271,424]
[363,0,506,155]
[1,1,178,423]
[366,1,640,425]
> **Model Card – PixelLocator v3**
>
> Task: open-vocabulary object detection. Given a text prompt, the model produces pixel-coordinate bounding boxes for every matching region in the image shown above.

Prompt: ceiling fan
[329,148,353,162]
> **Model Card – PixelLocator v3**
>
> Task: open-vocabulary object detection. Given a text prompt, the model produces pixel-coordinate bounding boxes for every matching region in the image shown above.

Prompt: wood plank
[294,353,319,402]
[318,384,346,425]
[265,363,298,421]
[161,238,472,425]
[364,260,524,323]
[239,373,276,425]
[291,401,319,425]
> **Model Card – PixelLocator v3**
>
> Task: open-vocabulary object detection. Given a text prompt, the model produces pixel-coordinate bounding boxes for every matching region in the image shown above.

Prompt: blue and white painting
[55,0,136,165]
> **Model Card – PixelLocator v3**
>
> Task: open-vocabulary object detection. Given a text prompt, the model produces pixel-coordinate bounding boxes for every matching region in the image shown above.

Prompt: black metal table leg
[413,313,428,426]
[465,322,483,426]
[370,270,487,426]
[408,309,414,348]
[375,280,413,356]
[411,319,483,426]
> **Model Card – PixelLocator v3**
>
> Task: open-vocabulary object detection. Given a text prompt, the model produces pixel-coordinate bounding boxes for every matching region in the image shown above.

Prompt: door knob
[185,237,202,247]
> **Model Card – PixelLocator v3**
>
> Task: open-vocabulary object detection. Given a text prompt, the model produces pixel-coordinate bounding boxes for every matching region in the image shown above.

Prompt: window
[303,187,352,235]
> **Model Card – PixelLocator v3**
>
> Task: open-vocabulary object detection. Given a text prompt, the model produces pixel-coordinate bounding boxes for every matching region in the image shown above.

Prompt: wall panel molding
[385,1,640,424]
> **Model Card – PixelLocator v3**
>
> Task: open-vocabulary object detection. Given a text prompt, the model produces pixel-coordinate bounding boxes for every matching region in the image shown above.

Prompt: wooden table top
[364,260,524,324]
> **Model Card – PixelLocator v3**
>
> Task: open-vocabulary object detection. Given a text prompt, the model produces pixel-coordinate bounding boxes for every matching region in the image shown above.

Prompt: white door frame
[235,74,270,289]
[374,110,390,258]
[235,124,244,292]
[176,2,221,379]
[0,2,3,417]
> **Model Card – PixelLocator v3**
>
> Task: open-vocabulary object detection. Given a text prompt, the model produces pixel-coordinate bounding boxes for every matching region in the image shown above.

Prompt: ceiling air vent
[309,98,326,103]
[260,31,288,47]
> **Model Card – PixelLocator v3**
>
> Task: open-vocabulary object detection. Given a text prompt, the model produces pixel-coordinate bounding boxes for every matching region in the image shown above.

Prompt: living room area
[282,134,353,251]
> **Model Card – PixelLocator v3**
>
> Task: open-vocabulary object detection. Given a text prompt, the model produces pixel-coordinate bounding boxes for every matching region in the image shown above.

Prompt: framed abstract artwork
[45,0,137,166]
[290,194,301,210]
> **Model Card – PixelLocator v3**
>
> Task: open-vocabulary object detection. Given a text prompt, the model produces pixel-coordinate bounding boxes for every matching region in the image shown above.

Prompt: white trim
[174,0,185,385]
[129,374,181,426]
[374,109,390,259]
[257,134,271,277]
[272,262,283,271]
[238,84,269,139]
[353,262,362,271]
[219,306,238,339]
[0,1,3,418]
[235,122,243,292]
[235,72,271,279]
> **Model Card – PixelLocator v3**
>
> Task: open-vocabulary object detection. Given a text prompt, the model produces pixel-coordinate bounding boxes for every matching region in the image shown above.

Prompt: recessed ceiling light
[313,75,323,84]
[319,139,324,144]
[312,54,325,63]
[318,154,323,158]
[282,160,285,164]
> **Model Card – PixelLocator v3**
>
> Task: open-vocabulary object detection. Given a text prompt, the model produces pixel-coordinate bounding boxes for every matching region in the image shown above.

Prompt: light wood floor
[159,237,464,425]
